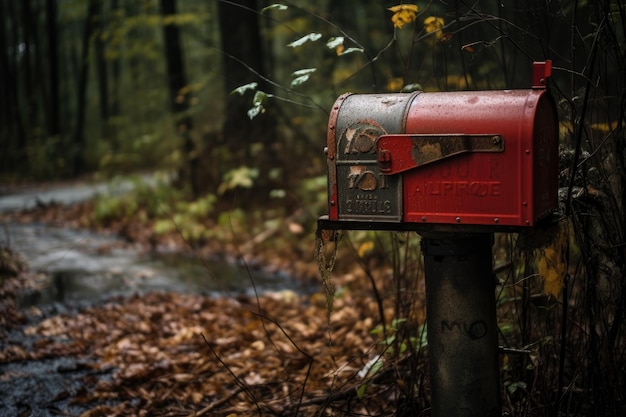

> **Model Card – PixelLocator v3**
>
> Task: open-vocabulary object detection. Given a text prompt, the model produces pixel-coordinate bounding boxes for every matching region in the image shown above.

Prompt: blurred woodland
[1,0,626,415]
[4,1,621,193]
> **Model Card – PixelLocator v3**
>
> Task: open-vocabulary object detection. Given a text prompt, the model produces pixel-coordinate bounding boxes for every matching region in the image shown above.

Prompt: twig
[188,386,244,417]
[565,16,603,215]
[201,333,263,415]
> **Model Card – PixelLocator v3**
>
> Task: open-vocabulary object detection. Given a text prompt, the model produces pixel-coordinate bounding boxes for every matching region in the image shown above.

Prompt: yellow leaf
[388,4,419,29]
[589,121,618,133]
[424,16,445,40]
[538,248,563,298]
[387,77,404,92]
[559,121,574,137]
[536,221,570,298]
[358,241,375,258]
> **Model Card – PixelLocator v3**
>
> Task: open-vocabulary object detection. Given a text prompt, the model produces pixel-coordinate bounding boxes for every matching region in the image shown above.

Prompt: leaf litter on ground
[0,200,403,416]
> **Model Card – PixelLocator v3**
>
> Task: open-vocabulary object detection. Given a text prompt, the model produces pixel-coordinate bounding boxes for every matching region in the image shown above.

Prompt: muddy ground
[0,200,406,416]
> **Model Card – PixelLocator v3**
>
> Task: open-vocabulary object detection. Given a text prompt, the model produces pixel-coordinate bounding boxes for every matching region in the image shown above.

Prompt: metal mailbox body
[326,87,558,229]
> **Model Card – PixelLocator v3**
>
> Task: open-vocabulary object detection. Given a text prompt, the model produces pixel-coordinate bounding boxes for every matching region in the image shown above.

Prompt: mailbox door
[327,93,419,222]
[399,89,558,227]
[531,93,559,222]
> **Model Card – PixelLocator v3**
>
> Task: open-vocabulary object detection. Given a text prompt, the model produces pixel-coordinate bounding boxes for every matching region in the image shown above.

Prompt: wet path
[3,222,310,308]
[0,178,313,416]
[0,176,142,212]
[0,176,312,307]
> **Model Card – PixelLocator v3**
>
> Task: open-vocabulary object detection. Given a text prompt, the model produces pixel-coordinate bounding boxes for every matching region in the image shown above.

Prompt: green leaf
[261,3,288,13]
[231,82,258,95]
[290,68,316,88]
[356,384,367,399]
[507,381,527,395]
[247,91,273,119]
[290,75,311,87]
[369,324,384,335]
[287,33,322,48]
[339,47,364,56]
[218,166,259,194]
[391,317,407,329]
[369,358,383,376]
[292,68,317,77]
[252,90,269,106]
[401,83,423,92]
[247,105,263,120]
[268,168,282,180]
[270,189,286,198]
[153,219,175,235]
[384,335,396,346]
[326,36,344,49]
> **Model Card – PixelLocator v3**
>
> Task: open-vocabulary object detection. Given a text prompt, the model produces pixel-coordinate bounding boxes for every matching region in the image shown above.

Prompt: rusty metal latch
[376,134,505,175]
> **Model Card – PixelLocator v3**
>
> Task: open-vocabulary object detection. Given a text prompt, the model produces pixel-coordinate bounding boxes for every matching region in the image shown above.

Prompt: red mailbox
[323,62,558,230]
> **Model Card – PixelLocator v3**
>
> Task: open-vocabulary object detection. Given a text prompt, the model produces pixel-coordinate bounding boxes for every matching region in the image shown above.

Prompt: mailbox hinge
[377,134,505,175]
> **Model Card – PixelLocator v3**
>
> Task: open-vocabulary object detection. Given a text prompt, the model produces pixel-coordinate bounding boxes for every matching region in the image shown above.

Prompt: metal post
[422,234,501,417]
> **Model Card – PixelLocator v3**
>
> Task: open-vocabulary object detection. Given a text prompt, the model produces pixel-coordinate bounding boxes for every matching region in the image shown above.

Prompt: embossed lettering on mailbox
[336,122,402,221]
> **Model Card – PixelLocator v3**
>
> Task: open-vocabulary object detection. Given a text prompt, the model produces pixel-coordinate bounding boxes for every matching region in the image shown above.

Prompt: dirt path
[0,197,405,416]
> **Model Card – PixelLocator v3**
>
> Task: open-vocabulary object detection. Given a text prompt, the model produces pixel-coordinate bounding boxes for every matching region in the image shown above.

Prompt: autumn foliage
[1,0,626,416]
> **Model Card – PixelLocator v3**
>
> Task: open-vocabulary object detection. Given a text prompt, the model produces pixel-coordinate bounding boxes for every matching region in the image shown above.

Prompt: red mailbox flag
[532,60,552,88]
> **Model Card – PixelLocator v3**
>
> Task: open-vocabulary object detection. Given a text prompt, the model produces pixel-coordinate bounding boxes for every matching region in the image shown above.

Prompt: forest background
[1,0,625,416]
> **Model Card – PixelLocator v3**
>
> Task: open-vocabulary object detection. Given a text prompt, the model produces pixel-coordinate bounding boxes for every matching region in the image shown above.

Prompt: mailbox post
[422,234,500,416]
[318,62,558,416]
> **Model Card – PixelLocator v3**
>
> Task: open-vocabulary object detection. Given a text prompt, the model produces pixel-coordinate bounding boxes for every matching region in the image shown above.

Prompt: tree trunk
[20,1,37,133]
[46,0,60,139]
[94,0,109,124]
[159,0,198,197]
[0,1,26,172]
[72,0,98,176]
[110,0,121,118]
[217,0,278,197]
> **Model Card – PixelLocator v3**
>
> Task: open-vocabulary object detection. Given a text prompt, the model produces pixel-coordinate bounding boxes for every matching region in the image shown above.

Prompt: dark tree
[0,1,26,171]
[216,0,279,196]
[72,0,98,175]
[108,0,122,150]
[160,0,198,196]
[46,0,60,139]
[218,0,266,133]
[94,0,109,124]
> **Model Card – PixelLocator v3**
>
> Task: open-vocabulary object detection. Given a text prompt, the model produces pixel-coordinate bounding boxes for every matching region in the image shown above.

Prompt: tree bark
[72,0,98,175]
[46,0,60,138]
[20,1,37,132]
[94,0,109,123]
[217,0,278,196]
[160,0,198,196]
[0,1,26,171]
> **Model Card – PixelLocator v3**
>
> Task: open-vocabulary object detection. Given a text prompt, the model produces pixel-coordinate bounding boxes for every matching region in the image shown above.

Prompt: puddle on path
[1,223,313,309]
